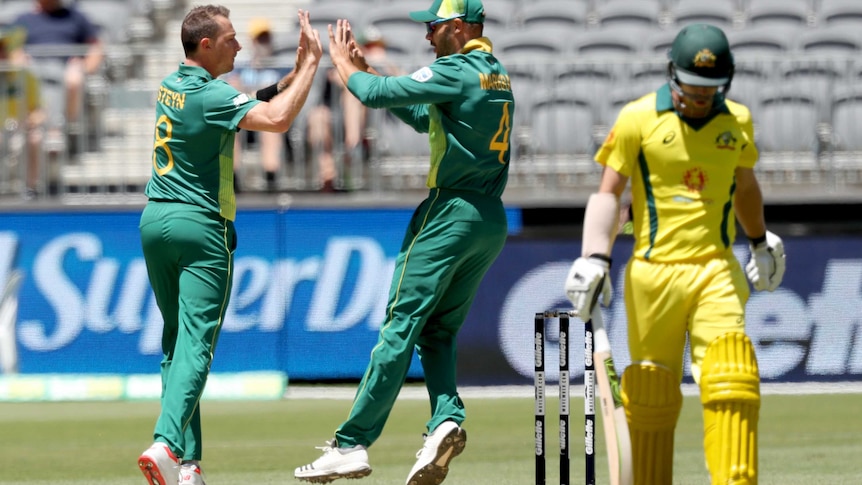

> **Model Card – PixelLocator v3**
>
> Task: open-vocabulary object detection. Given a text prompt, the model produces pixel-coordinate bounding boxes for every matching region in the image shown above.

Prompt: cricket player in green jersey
[564,24,786,485]
[136,6,321,485]
[295,1,513,483]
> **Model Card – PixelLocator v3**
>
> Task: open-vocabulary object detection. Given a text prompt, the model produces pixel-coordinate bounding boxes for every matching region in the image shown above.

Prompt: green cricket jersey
[145,63,260,221]
[346,38,514,198]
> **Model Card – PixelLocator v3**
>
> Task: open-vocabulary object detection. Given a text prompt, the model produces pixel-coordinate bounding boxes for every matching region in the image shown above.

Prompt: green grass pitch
[0,386,860,484]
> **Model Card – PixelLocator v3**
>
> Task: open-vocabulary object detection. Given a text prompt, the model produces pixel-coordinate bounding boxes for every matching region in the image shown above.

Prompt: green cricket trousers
[139,200,236,461]
[335,188,508,448]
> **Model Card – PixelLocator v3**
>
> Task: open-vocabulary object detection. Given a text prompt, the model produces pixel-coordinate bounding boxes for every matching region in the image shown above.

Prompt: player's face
[425,17,461,58]
[675,82,719,118]
[212,16,242,76]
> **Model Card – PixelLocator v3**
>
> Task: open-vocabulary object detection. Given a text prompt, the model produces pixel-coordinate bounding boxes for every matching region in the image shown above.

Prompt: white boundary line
[285,381,862,400]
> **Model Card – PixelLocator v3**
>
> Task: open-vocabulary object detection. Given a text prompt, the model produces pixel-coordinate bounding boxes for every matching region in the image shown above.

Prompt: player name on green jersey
[479,73,511,92]
[157,85,186,110]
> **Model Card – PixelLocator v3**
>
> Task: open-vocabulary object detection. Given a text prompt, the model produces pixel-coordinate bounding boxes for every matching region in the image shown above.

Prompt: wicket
[535,310,596,485]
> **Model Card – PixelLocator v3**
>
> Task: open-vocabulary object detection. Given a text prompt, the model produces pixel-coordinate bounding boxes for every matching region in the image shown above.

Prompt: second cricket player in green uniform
[295,1,513,483]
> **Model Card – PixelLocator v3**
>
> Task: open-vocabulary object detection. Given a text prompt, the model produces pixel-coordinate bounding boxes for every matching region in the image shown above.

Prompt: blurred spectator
[227,18,293,192]
[0,26,46,200]
[13,0,104,154]
[307,26,399,192]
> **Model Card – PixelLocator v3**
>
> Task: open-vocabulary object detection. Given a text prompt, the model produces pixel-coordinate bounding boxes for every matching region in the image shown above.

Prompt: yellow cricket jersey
[1,69,40,120]
[596,84,758,262]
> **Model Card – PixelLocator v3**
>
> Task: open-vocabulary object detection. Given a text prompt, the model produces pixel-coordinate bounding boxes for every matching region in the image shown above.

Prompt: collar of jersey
[655,83,729,115]
[655,82,730,129]
[178,63,214,81]
[461,37,493,54]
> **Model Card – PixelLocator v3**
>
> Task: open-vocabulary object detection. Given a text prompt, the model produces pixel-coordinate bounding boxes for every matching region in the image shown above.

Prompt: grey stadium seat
[745,0,813,29]
[829,86,862,151]
[755,88,821,153]
[817,0,862,27]
[527,93,598,156]
[519,0,589,31]
[671,1,739,29]
[594,0,665,29]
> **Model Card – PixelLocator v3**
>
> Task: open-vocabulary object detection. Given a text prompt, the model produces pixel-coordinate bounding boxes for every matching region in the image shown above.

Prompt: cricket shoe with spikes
[138,442,179,485]
[178,461,206,485]
[405,420,467,485]
[295,440,372,483]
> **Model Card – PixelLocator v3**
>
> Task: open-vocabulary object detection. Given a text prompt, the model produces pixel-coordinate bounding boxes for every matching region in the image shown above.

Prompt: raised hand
[295,9,322,69]
[327,19,354,67]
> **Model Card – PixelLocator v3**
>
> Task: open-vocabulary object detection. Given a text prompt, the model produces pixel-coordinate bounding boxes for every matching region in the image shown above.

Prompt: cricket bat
[590,308,633,485]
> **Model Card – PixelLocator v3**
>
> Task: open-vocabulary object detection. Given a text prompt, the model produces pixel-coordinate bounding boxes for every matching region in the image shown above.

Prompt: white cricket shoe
[138,442,179,485]
[178,462,206,485]
[295,440,372,483]
[405,421,467,485]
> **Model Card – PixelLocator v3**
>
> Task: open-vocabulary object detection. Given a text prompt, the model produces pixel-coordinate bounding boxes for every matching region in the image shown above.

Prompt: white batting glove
[564,255,612,318]
[745,230,786,292]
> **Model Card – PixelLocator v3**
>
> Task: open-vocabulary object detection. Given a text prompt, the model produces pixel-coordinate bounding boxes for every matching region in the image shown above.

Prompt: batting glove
[746,230,786,292]
[564,255,612,318]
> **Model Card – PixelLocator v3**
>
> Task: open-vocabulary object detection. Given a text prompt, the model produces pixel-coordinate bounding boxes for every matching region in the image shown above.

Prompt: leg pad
[700,332,760,485]
[621,362,682,485]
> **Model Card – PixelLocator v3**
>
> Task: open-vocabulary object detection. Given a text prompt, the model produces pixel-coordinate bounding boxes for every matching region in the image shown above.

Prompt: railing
[2,46,862,205]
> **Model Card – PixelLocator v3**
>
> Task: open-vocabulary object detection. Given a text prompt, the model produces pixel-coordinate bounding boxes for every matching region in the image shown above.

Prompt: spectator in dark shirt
[13,0,104,149]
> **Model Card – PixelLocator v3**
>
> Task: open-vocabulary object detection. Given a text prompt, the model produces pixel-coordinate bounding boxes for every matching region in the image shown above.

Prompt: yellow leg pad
[700,333,760,485]
[621,363,682,485]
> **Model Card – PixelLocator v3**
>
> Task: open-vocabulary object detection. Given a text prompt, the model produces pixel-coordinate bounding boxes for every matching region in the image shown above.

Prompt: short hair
[181,5,231,57]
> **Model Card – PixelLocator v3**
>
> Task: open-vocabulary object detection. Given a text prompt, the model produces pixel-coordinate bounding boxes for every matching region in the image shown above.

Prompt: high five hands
[294,10,323,70]
[328,19,372,76]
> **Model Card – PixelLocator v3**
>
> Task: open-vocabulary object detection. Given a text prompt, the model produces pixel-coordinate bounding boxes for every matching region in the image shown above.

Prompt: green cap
[669,23,734,87]
[409,0,486,24]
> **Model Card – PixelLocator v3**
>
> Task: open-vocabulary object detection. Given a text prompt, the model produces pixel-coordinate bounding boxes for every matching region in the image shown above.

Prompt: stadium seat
[495,28,568,61]
[643,29,677,57]
[755,88,821,153]
[817,0,862,27]
[745,0,813,29]
[552,64,617,116]
[829,86,862,151]
[75,0,134,44]
[570,26,646,59]
[796,25,862,55]
[728,63,768,110]
[629,61,670,94]
[670,1,739,29]
[602,86,645,126]
[0,0,33,28]
[519,0,589,31]
[727,25,797,60]
[527,93,598,156]
[594,0,665,29]
[779,62,843,116]
[477,0,518,29]
[295,1,370,35]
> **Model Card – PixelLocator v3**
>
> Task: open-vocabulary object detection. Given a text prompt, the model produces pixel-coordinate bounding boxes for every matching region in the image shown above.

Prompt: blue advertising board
[1,208,859,385]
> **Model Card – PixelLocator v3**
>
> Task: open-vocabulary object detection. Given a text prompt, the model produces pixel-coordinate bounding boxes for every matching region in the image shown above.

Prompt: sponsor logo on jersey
[233,93,250,107]
[411,67,434,83]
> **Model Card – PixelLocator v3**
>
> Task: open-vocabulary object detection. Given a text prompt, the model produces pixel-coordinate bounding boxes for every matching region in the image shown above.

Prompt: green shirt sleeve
[346,57,465,131]
[203,79,260,130]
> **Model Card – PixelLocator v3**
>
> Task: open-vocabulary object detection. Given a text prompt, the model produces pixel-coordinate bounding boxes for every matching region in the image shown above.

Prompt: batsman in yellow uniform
[564,24,787,484]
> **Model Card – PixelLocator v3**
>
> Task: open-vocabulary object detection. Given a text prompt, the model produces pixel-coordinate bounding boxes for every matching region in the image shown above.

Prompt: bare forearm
[332,56,361,87]
[263,62,318,131]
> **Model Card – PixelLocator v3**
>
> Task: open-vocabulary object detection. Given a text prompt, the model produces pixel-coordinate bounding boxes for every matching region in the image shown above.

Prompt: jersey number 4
[489,101,512,164]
